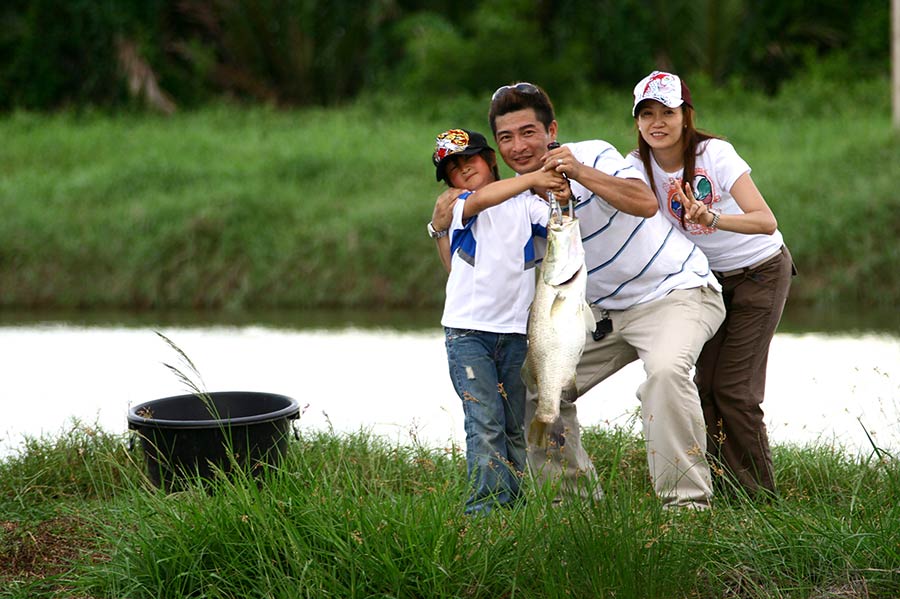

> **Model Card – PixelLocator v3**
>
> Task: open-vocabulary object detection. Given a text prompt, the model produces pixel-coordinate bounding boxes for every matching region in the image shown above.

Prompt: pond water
[1,314,898,459]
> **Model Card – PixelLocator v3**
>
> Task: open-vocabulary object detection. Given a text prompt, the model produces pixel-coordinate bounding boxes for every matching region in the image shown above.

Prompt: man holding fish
[431,82,725,509]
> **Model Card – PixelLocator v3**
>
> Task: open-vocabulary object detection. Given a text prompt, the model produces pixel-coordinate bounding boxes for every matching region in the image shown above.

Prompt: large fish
[523,211,595,448]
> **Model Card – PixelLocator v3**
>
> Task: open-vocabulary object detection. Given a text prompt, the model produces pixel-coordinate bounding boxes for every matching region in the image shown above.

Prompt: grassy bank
[1,421,898,598]
[1,76,898,313]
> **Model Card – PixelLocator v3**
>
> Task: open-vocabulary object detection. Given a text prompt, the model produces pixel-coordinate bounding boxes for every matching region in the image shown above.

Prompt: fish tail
[528,419,549,449]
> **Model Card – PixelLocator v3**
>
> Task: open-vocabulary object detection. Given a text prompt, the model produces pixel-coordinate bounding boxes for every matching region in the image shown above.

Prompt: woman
[626,70,796,499]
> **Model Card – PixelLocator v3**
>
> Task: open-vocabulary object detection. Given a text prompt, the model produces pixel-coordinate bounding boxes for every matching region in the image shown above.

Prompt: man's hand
[549,180,573,203]
[432,187,463,231]
[542,143,657,217]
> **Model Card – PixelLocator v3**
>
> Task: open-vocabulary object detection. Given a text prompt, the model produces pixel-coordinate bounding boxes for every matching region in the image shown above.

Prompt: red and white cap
[632,70,693,117]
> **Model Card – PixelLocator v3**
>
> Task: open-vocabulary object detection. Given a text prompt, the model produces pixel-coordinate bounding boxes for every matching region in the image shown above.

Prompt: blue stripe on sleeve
[451,219,477,267]
[592,148,614,169]
[450,192,477,267]
[611,166,639,178]
[523,238,536,270]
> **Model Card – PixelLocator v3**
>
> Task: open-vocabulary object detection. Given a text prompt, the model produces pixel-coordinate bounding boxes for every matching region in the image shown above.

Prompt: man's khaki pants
[526,286,726,509]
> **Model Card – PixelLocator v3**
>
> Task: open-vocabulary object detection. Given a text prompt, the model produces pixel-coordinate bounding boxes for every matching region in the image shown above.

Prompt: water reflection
[1,316,898,459]
[1,302,898,334]
[0,307,443,332]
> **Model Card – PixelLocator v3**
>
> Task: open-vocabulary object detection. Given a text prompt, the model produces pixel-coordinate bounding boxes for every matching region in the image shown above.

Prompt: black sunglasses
[491,82,541,102]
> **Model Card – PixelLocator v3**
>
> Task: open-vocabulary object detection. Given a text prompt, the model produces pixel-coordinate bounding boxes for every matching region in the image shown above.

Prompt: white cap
[631,70,692,117]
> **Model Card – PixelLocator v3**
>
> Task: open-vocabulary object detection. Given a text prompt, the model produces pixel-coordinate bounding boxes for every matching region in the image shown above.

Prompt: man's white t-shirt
[564,140,720,310]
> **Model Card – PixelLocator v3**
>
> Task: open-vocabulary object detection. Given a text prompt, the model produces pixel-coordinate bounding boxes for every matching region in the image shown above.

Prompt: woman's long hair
[635,105,720,229]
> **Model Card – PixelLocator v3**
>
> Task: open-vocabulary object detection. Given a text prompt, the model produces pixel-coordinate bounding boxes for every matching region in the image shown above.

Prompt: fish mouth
[543,259,584,286]
[554,269,581,286]
[548,215,577,230]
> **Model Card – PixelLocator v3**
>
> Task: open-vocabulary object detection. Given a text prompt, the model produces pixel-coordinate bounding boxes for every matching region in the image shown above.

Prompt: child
[429,128,567,514]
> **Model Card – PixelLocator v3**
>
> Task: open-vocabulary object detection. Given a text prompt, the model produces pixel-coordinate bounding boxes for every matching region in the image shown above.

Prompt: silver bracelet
[709,212,720,229]
[427,221,448,239]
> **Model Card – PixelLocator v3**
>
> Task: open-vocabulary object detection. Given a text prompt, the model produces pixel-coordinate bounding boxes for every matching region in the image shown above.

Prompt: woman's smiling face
[636,100,685,153]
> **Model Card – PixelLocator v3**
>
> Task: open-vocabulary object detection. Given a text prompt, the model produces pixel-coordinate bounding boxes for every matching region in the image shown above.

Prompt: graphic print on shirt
[665,169,717,235]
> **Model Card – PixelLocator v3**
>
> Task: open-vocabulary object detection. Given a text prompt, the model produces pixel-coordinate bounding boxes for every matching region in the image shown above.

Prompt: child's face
[445,153,494,190]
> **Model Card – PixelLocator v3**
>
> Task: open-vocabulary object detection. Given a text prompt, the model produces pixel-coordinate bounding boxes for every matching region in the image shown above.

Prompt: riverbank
[1,422,898,598]
[2,77,898,312]
[3,324,899,462]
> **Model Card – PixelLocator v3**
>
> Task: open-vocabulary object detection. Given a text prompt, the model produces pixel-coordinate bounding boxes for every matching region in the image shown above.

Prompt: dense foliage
[0,0,890,111]
[1,82,898,317]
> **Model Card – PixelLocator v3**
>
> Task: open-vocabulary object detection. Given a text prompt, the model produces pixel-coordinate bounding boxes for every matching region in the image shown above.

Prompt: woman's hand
[679,182,713,227]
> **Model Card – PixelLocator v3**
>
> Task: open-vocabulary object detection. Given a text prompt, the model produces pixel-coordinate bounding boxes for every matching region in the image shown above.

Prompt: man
[429,82,725,509]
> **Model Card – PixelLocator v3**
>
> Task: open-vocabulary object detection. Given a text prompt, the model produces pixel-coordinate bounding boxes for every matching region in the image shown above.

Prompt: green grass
[1,420,898,598]
[0,77,898,316]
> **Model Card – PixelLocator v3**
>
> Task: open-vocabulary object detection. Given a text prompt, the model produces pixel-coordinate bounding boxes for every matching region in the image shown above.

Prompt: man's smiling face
[493,108,557,175]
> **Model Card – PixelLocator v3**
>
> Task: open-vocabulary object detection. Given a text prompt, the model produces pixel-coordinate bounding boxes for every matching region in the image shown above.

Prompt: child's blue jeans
[444,328,528,514]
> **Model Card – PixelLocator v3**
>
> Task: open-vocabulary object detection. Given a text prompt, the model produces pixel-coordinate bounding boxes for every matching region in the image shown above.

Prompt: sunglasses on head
[491,82,540,102]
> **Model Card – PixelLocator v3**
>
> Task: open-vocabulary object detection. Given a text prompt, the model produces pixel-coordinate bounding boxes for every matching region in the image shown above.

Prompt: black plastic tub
[127,391,299,490]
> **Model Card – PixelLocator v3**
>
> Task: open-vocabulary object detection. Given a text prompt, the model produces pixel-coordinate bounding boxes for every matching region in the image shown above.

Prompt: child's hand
[432,187,463,231]
[542,145,582,181]
[533,167,568,190]
[533,166,570,203]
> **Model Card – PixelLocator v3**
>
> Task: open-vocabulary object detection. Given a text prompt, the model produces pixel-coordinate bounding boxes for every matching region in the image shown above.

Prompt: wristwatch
[427,221,448,239]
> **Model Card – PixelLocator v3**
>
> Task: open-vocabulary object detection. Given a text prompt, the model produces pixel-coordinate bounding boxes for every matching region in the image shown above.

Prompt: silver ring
[557,159,563,165]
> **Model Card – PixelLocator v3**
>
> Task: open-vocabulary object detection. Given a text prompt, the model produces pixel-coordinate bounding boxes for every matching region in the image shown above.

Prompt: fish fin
[520,360,537,393]
[549,293,566,318]
[582,301,595,332]
[528,419,549,449]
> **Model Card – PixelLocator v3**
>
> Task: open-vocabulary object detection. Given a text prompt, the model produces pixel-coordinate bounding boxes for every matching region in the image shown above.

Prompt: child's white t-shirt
[441,190,549,334]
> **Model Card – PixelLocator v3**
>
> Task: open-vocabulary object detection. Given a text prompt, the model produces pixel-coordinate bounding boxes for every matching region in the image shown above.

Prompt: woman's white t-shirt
[626,138,784,272]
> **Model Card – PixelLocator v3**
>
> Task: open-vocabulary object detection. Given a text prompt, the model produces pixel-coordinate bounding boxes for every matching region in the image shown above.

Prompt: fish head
[542,215,585,286]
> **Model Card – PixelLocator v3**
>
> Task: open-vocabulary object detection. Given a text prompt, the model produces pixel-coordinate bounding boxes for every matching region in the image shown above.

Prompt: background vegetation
[2,74,898,316]
[1,0,897,320]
